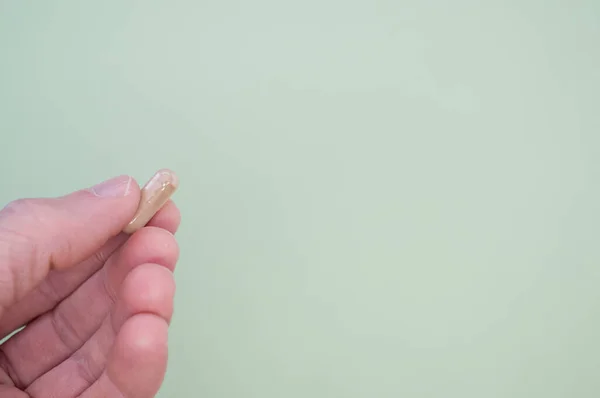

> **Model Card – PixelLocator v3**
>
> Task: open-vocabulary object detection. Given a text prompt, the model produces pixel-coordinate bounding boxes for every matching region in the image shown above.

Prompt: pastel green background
[1,1,599,397]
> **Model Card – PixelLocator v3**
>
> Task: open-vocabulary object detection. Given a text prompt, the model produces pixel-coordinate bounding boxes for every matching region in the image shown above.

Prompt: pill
[123,169,179,234]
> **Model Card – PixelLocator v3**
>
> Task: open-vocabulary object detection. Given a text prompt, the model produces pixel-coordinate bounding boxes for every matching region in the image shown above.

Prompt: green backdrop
[1,1,599,397]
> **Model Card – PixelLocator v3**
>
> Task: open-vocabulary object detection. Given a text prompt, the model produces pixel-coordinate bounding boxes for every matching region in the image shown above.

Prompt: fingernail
[90,175,133,197]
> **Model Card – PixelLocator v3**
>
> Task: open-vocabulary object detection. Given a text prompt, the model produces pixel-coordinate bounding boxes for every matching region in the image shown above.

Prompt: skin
[0,176,180,397]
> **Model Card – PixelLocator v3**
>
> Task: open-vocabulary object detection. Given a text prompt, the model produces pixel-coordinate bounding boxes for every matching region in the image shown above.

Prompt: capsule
[123,169,179,234]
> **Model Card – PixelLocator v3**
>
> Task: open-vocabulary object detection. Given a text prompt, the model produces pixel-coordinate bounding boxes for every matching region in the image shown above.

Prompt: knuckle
[0,227,40,307]
[0,197,74,271]
[35,274,62,304]
[0,199,51,244]
[2,198,47,220]
[50,307,84,351]
[0,198,58,306]
[0,349,24,388]
[72,350,104,385]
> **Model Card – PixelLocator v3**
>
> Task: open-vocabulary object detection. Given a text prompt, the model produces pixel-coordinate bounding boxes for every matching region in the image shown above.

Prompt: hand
[0,175,180,397]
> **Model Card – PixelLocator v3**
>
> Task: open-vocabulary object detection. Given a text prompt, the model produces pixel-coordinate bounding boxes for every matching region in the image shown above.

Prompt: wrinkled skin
[0,176,180,397]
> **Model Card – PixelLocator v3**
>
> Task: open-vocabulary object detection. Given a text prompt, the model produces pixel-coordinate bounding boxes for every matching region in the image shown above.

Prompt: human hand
[0,174,180,397]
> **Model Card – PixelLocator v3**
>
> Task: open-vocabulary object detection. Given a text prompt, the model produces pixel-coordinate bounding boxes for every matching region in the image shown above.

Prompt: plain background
[1,1,599,397]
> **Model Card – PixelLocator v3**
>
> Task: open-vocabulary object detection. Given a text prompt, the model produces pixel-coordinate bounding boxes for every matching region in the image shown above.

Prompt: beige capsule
[123,169,179,234]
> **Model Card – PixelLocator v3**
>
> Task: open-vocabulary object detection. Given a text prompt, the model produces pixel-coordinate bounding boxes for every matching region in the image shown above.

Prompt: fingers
[147,200,180,234]
[0,385,28,397]
[0,175,141,316]
[25,264,174,397]
[0,235,126,340]
[0,201,181,340]
[0,227,178,388]
[80,315,169,398]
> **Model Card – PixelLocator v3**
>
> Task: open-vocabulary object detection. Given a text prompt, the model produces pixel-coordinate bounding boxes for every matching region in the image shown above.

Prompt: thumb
[0,175,140,315]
